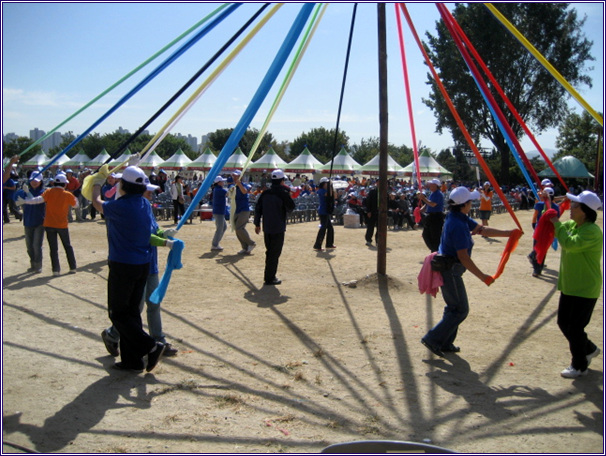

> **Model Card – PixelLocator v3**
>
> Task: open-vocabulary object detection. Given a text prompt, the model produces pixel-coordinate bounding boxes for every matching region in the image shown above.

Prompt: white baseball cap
[271,169,285,180]
[449,186,480,205]
[54,174,68,184]
[427,178,441,186]
[214,176,226,183]
[567,191,602,212]
[121,166,149,186]
[541,178,553,187]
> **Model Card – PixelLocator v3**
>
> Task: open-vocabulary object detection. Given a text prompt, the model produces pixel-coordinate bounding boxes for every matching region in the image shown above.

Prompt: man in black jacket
[254,169,295,285]
[364,180,379,246]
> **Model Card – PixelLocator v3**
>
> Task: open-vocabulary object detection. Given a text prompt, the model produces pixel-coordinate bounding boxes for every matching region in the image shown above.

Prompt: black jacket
[254,183,295,234]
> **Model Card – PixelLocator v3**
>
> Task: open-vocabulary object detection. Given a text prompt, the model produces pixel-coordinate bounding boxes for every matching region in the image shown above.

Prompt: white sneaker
[246,243,256,254]
[211,245,224,251]
[560,366,588,378]
[53,271,60,277]
[587,347,601,366]
[237,249,247,255]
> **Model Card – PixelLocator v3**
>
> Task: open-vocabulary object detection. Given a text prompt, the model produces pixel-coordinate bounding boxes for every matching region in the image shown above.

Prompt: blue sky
[2,2,603,155]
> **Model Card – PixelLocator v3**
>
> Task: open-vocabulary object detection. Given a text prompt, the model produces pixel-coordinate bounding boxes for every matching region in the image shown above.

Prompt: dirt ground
[2,207,603,454]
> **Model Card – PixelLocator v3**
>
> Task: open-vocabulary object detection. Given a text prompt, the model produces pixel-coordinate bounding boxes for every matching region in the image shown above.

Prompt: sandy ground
[1,207,603,454]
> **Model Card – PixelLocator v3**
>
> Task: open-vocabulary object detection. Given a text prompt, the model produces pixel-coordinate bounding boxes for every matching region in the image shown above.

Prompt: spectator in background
[64,169,80,222]
[479,181,493,231]
[170,175,186,224]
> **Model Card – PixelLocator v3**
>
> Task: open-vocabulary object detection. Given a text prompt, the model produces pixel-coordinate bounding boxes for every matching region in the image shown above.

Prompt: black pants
[365,214,378,243]
[263,232,285,283]
[314,214,334,249]
[173,199,185,223]
[108,261,156,368]
[45,227,77,273]
[557,292,598,371]
[422,212,445,252]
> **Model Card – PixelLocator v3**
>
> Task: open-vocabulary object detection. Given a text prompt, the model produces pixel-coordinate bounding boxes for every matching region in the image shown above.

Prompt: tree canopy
[423,3,594,183]
[207,128,277,161]
[289,127,350,163]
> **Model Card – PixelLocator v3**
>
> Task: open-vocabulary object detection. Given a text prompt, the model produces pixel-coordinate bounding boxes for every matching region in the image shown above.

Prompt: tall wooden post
[377,3,388,275]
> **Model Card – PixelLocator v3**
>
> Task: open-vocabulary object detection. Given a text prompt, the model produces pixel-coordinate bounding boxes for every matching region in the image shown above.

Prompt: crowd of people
[3,155,603,379]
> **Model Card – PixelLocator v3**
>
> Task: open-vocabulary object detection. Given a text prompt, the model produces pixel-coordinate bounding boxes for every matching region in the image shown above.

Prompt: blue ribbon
[150,239,184,305]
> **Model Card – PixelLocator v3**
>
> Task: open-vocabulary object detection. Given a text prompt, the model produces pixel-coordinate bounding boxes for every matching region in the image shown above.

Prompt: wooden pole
[377,3,388,275]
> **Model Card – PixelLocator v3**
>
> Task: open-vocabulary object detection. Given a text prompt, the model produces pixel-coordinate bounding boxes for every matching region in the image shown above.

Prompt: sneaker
[163,343,178,357]
[69,269,77,274]
[326,245,337,249]
[366,241,372,246]
[52,271,60,277]
[532,272,540,278]
[237,249,248,255]
[112,361,144,373]
[264,277,282,286]
[146,342,166,372]
[27,267,36,273]
[246,243,256,254]
[560,365,587,378]
[211,245,224,251]
[313,247,324,252]
[421,338,445,358]
[442,344,460,353]
[101,330,120,356]
[587,347,601,366]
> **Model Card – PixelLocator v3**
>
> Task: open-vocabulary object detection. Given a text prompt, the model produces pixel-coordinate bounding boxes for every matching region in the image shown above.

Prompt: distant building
[3,132,19,143]
[30,128,45,142]
[175,133,199,152]
[42,132,62,152]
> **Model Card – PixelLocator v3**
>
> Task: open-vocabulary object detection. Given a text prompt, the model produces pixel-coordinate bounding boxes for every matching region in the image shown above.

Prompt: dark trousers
[3,198,22,223]
[557,292,598,371]
[108,261,156,368]
[173,199,185,223]
[263,232,285,282]
[25,225,44,269]
[365,214,378,243]
[45,227,77,273]
[422,212,444,252]
[314,214,334,249]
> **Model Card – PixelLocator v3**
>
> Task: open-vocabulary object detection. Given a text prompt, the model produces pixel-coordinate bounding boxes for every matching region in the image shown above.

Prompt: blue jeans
[45,227,77,273]
[424,262,469,348]
[212,214,227,247]
[24,225,44,270]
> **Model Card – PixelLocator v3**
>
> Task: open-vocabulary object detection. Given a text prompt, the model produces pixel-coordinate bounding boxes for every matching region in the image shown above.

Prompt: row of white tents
[18,146,453,177]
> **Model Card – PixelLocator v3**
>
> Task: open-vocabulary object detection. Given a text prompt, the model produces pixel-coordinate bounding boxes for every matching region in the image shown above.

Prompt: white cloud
[2,87,81,108]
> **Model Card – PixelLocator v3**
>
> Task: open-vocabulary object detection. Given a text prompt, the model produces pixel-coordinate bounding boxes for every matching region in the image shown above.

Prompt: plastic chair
[320,440,457,454]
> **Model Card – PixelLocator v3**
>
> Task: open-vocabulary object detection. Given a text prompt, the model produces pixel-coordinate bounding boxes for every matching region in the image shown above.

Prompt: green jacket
[554,219,603,298]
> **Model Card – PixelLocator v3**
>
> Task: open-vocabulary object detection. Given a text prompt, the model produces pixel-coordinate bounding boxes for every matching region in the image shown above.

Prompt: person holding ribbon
[549,191,603,379]
[421,186,516,358]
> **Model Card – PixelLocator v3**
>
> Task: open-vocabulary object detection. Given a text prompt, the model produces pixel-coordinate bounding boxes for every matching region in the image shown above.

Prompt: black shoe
[442,344,460,353]
[421,338,445,358]
[101,329,119,357]
[146,342,166,372]
[264,277,282,285]
[112,361,144,373]
[163,343,178,357]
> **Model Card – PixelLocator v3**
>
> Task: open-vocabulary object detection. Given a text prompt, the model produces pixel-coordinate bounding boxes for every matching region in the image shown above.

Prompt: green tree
[423,3,594,183]
[289,127,350,163]
[207,128,275,161]
[349,136,413,168]
[2,137,43,163]
[553,110,603,172]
